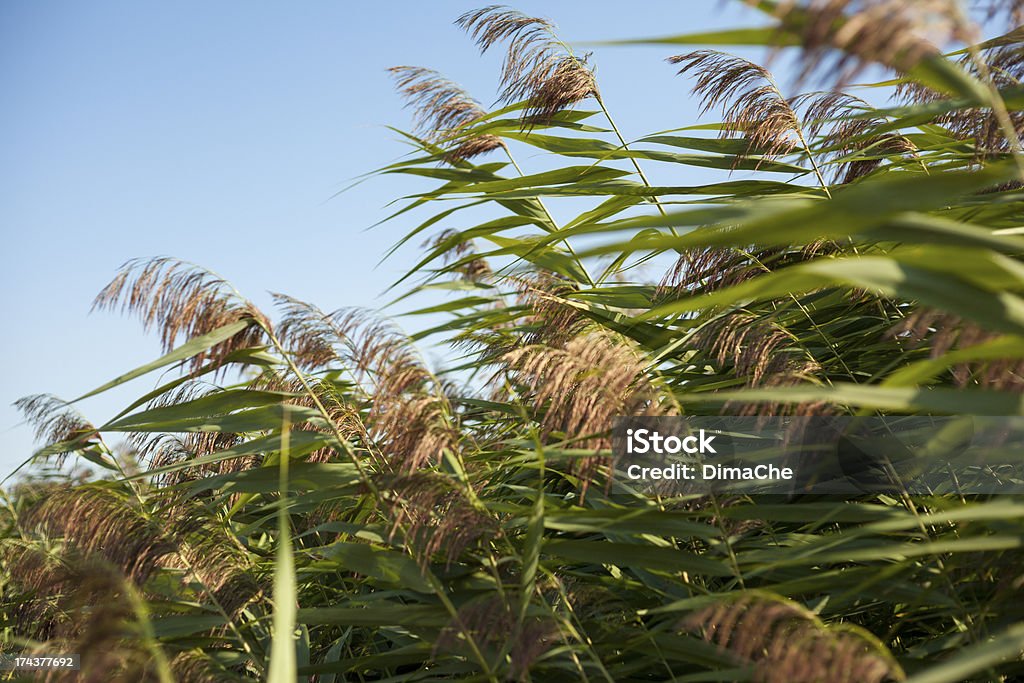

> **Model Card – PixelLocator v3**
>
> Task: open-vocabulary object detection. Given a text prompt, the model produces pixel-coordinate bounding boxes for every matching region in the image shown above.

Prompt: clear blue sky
[1,1,775,477]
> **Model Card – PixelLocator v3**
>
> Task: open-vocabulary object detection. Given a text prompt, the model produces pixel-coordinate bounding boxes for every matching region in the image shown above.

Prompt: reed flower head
[763,0,976,84]
[898,46,1024,160]
[502,328,676,491]
[378,471,496,569]
[669,50,799,165]
[93,258,266,373]
[388,65,505,162]
[457,6,596,125]
[685,595,900,683]
[15,394,99,463]
[435,595,557,680]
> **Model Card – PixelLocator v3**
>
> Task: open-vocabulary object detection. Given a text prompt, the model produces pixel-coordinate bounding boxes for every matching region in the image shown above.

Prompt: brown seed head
[669,50,799,165]
[684,595,899,683]
[456,6,596,125]
[762,0,975,85]
[388,65,507,162]
[15,394,98,460]
[93,257,266,373]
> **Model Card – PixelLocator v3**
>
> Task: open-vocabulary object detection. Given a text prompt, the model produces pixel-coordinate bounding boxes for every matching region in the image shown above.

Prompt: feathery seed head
[93,258,266,373]
[378,471,496,568]
[388,65,506,162]
[685,595,900,683]
[427,229,493,282]
[457,6,596,124]
[669,51,799,165]
[763,0,975,85]
[16,394,99,462]
[435,595,557,680]
[899,47,1024,160]
[502,329,676,492]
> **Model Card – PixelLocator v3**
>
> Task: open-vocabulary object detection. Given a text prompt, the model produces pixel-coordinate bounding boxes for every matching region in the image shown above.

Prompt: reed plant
[5,2,1024,680]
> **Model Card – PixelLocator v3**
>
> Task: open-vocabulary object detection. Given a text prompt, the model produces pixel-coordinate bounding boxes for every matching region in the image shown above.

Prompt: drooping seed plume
[388,65,505,161]
[426,228,493,282]
[435,595,558,680]
[898,46,1024,161]
[376,471,495,569]
[685,595,902,683]
[93,257,267,373]
[15,394,99,458]
[456,6,596,125]
[669,50,799,165]
[760,0,976,85]
[890,308,1024,390]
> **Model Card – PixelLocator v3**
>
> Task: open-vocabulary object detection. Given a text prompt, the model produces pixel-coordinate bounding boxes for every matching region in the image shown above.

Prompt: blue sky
[0,1,779,477]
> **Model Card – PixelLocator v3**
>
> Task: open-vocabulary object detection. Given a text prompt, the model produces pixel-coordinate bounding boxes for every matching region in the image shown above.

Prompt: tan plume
[684,595,902,683]
[377,471,496,569]
[669,50,799,165]
[93,257,266,373]
[456,6,596,125]
[762,0,975,84]
[388,65,505,161]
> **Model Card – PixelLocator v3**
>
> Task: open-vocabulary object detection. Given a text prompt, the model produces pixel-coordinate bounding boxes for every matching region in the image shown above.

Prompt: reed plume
[793,90,919,182]
[23,485,172,584]
[15,394,99,462]
[684,595,901,683]
[669,50,799,166]
[456,6,596,125]
[899,46,1024,160]
[435,595,557,680]
[388,65,505,162]
[502,329,675,490]
[695,311,823,393]
[38,560,152,683]
[164,499,264,615]
[377,471,495,569]
[890,309,1024,390]
[278,301,456,473]
[427,228,493,282]
[93,257,267,373]
[658,248,769,299]
[763,0,975,84]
